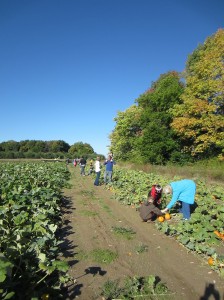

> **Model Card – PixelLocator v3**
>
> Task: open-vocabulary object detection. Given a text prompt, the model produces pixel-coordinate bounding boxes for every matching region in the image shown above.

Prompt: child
[148,184,162,207]
[139,197,164,222]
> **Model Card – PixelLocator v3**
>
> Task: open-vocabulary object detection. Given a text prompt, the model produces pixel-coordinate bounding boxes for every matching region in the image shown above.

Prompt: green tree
[47,140,70,153]
[0,140,19,152]
[110,105,143,161]
[32,141,47,153]
[171,29,224,159]
[136,71,184,164]
[68,142,94,157]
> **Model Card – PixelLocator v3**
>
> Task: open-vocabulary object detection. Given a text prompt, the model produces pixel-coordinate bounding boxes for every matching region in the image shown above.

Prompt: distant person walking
[73,159,77,167]
[79,157,86,176]
[94,156,101,186]
[104,155,116,184]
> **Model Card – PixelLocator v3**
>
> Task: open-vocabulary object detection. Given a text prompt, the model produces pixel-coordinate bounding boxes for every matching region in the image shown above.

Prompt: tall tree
[110,105,143,161]
[171,29,224,158]
[136,71,184,164]
[0,140,19,152]
[47,140,70,153]
[68,142,94,157]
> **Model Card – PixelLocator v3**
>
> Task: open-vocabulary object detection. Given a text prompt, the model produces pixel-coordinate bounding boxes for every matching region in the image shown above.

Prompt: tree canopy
[109,105,143,161]
[0,140,98,159]
[110,29,224,164]
[171,29,224,158]
[110,71,185,164]
[68,142,94,158]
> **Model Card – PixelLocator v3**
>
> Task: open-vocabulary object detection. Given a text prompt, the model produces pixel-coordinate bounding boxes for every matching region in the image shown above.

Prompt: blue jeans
[104,170,112,183]
[94,171,101,186]
[179,202,191,219]
[80,165,85,176]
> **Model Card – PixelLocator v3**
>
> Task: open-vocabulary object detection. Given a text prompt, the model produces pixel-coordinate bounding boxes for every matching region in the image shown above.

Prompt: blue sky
[0,0,223,155]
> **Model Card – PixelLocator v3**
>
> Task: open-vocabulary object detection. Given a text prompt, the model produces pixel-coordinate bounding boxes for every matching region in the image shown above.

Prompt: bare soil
[61,165,224,300]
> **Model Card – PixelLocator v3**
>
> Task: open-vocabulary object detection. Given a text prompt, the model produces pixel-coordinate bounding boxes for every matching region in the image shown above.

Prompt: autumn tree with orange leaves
[171,29,224,159]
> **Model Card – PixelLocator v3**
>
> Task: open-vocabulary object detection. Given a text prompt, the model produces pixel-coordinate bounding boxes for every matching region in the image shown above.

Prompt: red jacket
[148,185,162,206]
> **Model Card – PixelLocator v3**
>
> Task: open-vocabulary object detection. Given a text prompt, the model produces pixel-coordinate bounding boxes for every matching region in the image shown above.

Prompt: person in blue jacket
[104,155,116,184]
[161,179,196,220]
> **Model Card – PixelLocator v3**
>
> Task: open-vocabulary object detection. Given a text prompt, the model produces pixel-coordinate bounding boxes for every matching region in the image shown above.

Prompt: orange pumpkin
[165,213,171,220]
[158,216,164,222]
[214,230,221,237]
[214,230,224,240]
[208,257,214,266]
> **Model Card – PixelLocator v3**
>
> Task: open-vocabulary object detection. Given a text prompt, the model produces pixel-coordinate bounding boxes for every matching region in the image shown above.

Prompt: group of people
[73,157,95,176]
[139,179,196,221]
[73,154,116,186]
[72,155,196,221]
[94,154,116,186]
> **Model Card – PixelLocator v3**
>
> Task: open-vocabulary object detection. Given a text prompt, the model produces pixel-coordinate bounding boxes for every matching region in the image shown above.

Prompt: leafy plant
[112,226,136,240]
[101,275,171,299]
[0,162,72,299]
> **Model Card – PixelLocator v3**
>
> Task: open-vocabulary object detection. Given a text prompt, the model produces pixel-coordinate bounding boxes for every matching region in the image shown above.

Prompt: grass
[112,226,136,240]
[98,198,113,214]
[75,249,88,261]
[89,248,118,264]
[80,190,96,198]
[118,159,224,186]
[135,243,149,254]
[79,210,99,217]
[75,248,118,265]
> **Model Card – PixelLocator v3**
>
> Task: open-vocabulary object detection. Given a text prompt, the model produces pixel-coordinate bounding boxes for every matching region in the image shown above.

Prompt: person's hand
[161,208,168,214]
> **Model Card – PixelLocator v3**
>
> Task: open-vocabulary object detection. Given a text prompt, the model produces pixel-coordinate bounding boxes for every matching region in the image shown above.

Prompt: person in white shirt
[94,157,101,186]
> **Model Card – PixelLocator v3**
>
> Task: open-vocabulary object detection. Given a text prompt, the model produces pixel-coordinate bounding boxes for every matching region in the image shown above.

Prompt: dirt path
[61,165,224,300]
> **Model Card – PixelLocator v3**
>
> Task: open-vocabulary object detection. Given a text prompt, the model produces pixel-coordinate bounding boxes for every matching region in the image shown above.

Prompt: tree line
[110,29,224,165]
[0,140,104,160]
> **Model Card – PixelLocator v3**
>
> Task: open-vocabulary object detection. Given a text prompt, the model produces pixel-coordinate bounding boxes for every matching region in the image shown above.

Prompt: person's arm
[162,190,179,213]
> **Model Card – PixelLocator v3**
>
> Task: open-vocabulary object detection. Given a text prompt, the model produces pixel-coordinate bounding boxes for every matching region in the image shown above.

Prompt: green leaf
[0,273,6,283]
[52,260,69,272]
[48,224,57,233]
[38,253,46,262]
[146,275,156,287]
[177,236,189,245]
[2,291,15,299]
[186,242,195,250]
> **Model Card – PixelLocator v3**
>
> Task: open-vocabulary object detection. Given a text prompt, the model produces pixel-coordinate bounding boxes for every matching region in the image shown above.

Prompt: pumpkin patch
[109,167,224,276]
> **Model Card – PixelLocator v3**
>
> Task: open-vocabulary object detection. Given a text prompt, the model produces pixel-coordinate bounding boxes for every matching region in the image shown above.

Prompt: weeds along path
[62,165,224,300]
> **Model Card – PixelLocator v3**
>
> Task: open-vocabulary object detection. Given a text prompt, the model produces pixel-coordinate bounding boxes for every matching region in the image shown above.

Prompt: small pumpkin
[165,213,171,220]
[214,230,221,237]
[214,230,224,240]
[158,216,164,222]
[208,257,214,266]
